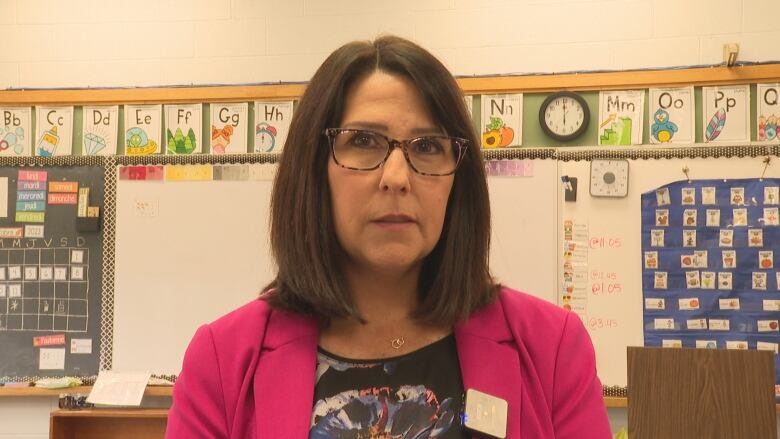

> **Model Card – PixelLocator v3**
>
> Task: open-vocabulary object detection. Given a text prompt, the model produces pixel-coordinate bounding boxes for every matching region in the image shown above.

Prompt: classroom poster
[82,106,118,156]
[0,107,31,156]
[35,106,74,157]
[598,90,644,145]
[649,87,694,144]
[254,101,293,153]
[209,102,248,154]
[124,104,162,155]
[480,93,522,148]
[642,178,780,397]
[165,104,203,155]
[702,85,750,143]
[758,83,780,143]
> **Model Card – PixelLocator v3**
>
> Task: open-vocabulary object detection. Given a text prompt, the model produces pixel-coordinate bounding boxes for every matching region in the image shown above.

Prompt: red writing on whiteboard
[591,282,623,295]
[588,317,619,331]
[590,271,618,280]
[589,237,622,249]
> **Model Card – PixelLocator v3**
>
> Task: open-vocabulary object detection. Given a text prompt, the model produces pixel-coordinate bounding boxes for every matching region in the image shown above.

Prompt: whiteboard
[559,156,780,386]
[111,162,559,374]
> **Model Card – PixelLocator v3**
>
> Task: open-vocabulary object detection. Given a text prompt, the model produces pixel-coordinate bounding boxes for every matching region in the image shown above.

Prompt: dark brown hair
[265,35,498,325]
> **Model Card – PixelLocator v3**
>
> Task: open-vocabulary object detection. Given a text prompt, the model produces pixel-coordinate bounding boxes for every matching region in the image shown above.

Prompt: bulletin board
[0,157,109,380]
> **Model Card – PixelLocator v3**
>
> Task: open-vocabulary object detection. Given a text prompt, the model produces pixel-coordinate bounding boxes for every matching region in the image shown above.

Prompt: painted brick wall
[0,0,778,89]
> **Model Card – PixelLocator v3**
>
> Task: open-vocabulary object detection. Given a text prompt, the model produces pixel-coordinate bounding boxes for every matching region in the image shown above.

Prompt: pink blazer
[167,288,612,438]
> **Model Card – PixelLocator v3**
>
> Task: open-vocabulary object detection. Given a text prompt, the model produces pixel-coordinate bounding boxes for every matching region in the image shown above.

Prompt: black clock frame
[538,91,590,142]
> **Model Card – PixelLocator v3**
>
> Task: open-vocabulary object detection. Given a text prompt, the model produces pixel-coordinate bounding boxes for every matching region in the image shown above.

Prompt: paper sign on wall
[702,85,750,143]
[165,104,202,155]
[35,106,74,156]
[649,87,694,144]
[0,107,32,156]
[124,104,162,155]
[598,90,644,145]
[254,101,293,153]
[757,83,780,143]
[464,96,474,119]
[209,103,248,154]
[82,105,118,156]
[480,93,522,148]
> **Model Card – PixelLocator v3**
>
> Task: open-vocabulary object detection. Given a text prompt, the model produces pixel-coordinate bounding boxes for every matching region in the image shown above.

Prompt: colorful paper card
[649,87,694,144]
[254,101,293,153]
[35,106,74,156]
[702,85,750,143]
[165,104,202,155]
[82,105,118,156]
[598,90,644,145]
[124,104,162,155]
[0,107,32,156]
[210,102,248,154]
[165,164,213,181]
[480,94,522,148]
[757,83,780,143]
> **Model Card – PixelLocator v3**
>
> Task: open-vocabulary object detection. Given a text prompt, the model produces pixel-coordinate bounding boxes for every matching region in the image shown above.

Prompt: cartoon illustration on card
[706,209,720,227]
[655,209,669,226]
[702,187,717,205]
[757,341,779,353]
[683,209,697,227]
[681,187,696,205]
[763,300,779,311]
[732,208,748,226]
[764,207,779,225]
[709,319,730,331]
[758,320,779,332]
[662,339,683,348]
[681,254,695,268]
[686,271,700,288]
[719,229,734,247]
[644,251,658,269]
[719,298,740,310]
[701,271,716,289]
[718,272,733,290]
[654,318,675,330]
[696,340,717,349]
[754,272,768,290]
[646,298,665,309]
[726,341,748,350]
[687,319,707,330]
[694,250,708,268]
[765,187,780,205]
[651,230,665,247]
[679,298,700,311]
[656,188,671,206]
[731,187,745,205]
[654,272,668,289]
[760,251,774,269]
[722,250,736,268]
[683,230,697,247]
[749,229,764,247]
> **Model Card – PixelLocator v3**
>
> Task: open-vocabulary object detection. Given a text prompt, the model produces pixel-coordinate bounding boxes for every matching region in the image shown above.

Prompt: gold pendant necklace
[390,336,405,349]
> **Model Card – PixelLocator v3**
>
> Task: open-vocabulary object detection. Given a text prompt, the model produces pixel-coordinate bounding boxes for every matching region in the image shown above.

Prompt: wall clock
[590,159,629,198]
[539,91,590,142]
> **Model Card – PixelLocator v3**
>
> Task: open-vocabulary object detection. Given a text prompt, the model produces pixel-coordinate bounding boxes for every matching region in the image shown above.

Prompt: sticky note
[48,181,79,193]
[71,339,92,354]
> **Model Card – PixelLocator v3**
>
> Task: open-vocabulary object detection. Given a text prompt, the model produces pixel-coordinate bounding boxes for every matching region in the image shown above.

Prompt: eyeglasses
[323,128,469,176]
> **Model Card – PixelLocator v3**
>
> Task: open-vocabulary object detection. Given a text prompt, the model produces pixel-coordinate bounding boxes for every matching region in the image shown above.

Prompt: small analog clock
[590,159,629,198]
[539,91,590,142]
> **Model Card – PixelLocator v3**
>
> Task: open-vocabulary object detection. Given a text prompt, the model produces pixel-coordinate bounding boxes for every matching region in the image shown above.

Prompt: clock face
[539,91,590,142]
[590,159,629,198]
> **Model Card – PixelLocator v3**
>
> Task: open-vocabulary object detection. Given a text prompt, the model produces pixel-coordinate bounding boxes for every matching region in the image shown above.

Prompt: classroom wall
[1,1,780,438]
[0,0,779,89]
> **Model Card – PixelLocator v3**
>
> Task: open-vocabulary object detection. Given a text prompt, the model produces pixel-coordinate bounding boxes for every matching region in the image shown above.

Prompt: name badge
[463,388,508,438]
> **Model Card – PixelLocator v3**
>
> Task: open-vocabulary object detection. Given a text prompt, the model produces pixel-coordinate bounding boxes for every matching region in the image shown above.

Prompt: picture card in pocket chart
[254,101,293,153]
[35,106,74,157]
[210,103,248,154]
[758,83,780,143]
[598,90,644,146]
[702,85,750,143]
[124,104,162,156]
[480,94,522,148]
[649,87,695,144]
[165,104,202,155]
[0,107,32,156]
[82,106,118,156]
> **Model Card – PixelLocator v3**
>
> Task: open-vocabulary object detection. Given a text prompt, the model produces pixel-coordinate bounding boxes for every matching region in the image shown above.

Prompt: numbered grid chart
[0,248,89,332]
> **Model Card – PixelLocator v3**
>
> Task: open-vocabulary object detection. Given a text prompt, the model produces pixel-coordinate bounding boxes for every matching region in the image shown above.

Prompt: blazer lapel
[254,309,318,438]
[455,299,523,439]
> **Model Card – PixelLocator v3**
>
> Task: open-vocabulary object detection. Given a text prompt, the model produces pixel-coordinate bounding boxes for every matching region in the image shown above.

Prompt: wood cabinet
[49,408,168,439]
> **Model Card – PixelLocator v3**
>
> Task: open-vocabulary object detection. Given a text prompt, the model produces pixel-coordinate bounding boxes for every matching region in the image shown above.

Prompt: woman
[167,35,611,438]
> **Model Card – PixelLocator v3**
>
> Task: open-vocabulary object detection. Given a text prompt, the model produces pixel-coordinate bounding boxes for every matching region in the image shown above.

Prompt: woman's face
[328,71,455,277]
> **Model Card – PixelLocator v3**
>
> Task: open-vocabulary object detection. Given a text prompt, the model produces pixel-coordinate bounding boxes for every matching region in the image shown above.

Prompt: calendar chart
[0,164,104,379]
